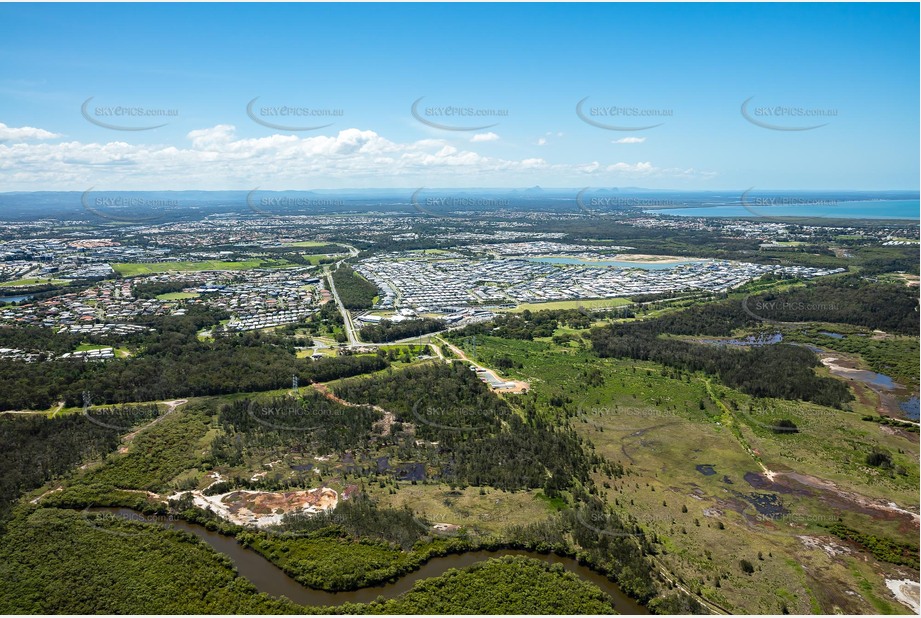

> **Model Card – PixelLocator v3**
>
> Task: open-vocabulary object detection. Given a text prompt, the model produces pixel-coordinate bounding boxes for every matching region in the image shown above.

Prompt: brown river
[89,507,648,613]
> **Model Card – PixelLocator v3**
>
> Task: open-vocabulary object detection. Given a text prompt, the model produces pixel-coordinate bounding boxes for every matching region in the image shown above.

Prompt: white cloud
[536,137,547,146]
[0,123,716,189]
[0,122,61,142]
[607,161,655,173]
[613,137,646,144]
[470,132,499,143]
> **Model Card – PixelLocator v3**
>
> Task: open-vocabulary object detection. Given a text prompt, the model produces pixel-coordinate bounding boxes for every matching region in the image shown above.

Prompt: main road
[323,244,361,346]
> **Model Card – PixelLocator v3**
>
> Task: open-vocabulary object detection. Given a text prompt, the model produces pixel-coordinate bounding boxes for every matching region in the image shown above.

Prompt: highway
[323,244,361,346]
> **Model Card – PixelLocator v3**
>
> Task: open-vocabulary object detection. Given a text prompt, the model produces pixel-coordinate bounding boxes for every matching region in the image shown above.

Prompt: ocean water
[649,199,919,220]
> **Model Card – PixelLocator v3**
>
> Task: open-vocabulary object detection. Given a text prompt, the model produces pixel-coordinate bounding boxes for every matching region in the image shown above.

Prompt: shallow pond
[695,464,716,476]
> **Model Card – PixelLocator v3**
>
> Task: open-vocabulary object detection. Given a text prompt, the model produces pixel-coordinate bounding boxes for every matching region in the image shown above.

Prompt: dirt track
[119,399,188,453]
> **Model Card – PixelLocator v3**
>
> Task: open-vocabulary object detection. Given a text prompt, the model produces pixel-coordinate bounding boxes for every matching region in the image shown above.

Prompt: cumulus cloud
[0,122,61,142]
[0,123,715,189]
[613,137,646,144]
[607,161,655,173]
[470,132,499,143]
[536,137,547,146]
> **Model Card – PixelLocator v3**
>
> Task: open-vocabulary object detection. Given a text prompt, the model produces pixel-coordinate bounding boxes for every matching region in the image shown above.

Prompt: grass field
[74,343,111,352]
[372,484,556,535]
[155,292,200,301]
[406,248,451,255]
[505,298,632,313]
[303,253,343,265]
[0,278,68,288]
[284,241,337,248]
[455,331,918,615]
[111,260,290,277]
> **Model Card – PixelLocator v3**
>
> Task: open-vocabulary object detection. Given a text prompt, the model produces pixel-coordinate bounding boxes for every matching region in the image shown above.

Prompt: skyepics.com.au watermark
[246,189,346,216]
[576,97,672,131]
[246,97,344,131]
[576,188,680,215]
[580,405,680,419]
[574,510,675,539]
[737,406,844,435]
[592,197,680,208]
[756,512,839,524]
[411,97,508,131]
[574,401,688,433]
[411,188,509,218]
[247,399,349,432]
[741,188,839,218]
[81,97,178,131]
[411,510,516,536]
[741,295,840,325]
[741,97,837,131]
[411,399,499,432]
[82,508,178,538]
[752,511,843,538]
[81,188,171,223]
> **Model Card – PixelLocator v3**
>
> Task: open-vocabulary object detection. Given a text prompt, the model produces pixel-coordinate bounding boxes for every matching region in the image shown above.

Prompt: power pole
[466,335,477,361]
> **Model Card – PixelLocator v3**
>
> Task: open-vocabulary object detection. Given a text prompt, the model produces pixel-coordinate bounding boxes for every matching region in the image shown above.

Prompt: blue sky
[0,2,918,191]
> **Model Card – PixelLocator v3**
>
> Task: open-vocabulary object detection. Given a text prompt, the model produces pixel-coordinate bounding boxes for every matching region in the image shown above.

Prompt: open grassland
[112,259,291,277]
[462,332,919,614]
[8,297,917,615]
[0,277,68,288]
[302,254,338,265]
[506,298,633,313]
[156,291,201,301]
[371,484,557,536]
[285,241,334,248]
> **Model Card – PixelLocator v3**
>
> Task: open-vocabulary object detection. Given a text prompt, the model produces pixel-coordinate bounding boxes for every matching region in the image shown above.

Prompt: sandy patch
[885,579,920,614]
[798,535,851,558]
[30,486,63,504]
[171,487,337,527]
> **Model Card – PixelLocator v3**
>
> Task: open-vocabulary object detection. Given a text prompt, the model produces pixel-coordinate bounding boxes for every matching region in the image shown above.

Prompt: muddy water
[822,357,919,420]
[88,508,648,613]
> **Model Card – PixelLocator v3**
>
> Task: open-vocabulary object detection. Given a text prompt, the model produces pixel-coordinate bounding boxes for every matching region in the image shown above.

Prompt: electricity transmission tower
[466,335,477,360]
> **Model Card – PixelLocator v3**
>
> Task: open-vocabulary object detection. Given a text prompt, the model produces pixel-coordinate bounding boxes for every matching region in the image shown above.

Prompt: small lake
[822,359,897,389]
[395,462,426,481]
[822,358,918,420]
[524,256,705,270]
[842,368,896,389]
[87,507,647,613]
[819,331,845,339]
[899,396,919,421]
[697,333,783,347]
[0,294,33,304]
